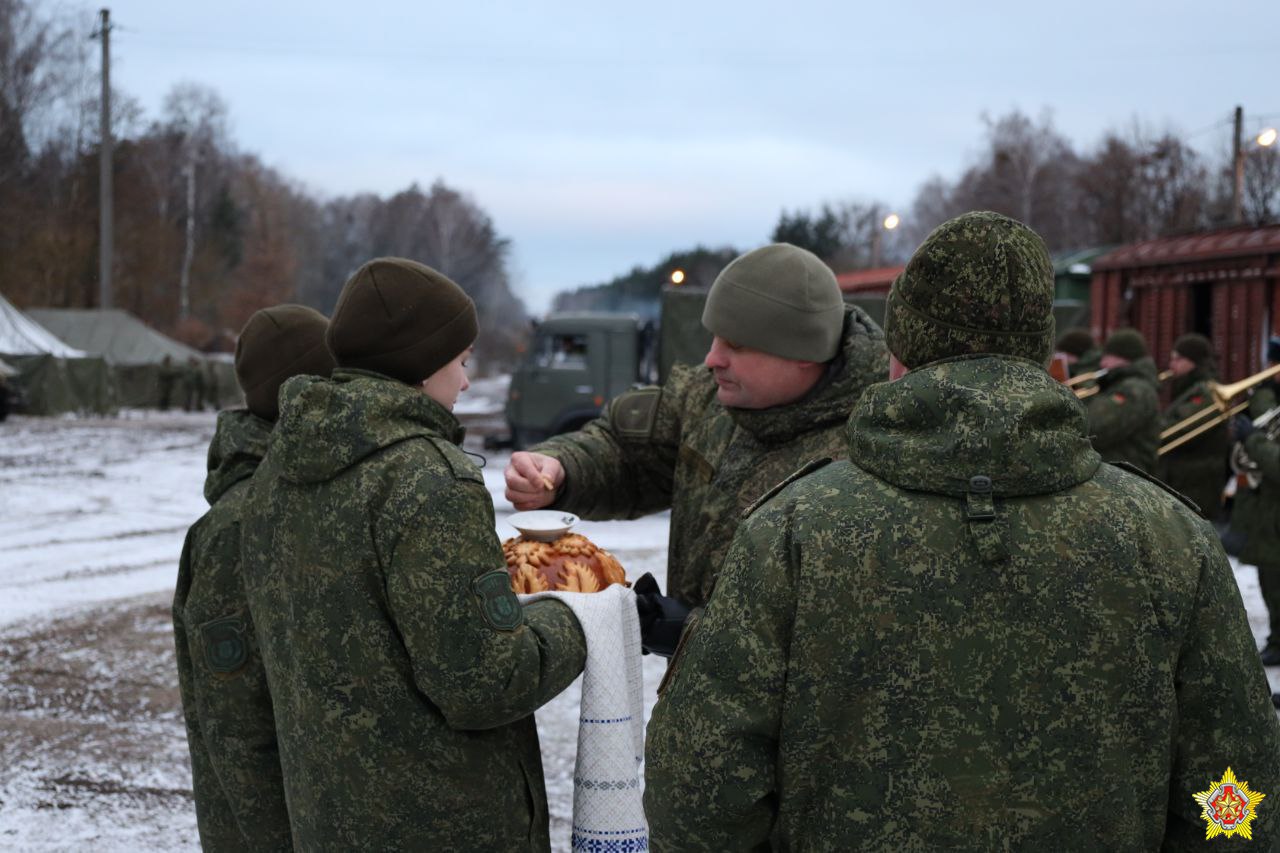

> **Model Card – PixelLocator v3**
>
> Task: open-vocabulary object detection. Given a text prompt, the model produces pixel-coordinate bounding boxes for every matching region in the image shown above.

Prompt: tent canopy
[0,293,85,357]
[25,308,201,365]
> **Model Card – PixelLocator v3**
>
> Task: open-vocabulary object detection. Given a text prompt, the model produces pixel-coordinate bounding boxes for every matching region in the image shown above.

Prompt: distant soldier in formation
[504,242,889,653]
[157,355,177,410]
[644,211,1280,850]
[1053,326,1099,378]
[1085,328,1160,474]
[1231,334,1280,667]
[240,258,586,851]
[173,305,336,851]
[183,356,206,412]
[1159,333,1229,519]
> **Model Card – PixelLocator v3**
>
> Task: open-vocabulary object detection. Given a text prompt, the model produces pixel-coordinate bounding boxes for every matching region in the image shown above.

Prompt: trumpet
[1158,363,1280,456]
[1230,404,1280,489]
[1075,369,1172,400]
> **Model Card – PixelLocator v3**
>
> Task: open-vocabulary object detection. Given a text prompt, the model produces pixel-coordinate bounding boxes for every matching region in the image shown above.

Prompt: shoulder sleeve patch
[427,437,484,485]
[200,612,249,675]
[472,570,524,631]
[610,387,662,440]
[742,457,833,520]
[1109,461,1203,516]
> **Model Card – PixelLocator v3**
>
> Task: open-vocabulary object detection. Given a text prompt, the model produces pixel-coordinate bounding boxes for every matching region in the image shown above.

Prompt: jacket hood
[271,368,464,484]
[729,304,889,443]
[1100,356,1159,390]
[847,354,1100,498]
[204,409,273,504]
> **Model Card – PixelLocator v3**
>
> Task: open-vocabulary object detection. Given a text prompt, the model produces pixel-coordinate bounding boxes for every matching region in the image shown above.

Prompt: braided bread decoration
[503,532,628,594]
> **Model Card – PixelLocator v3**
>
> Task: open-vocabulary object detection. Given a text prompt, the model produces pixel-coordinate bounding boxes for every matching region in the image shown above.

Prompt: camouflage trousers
[1259,561,1280,650]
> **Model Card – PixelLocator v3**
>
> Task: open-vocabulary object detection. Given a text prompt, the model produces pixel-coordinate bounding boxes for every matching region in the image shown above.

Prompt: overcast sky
[102,0,1278,313]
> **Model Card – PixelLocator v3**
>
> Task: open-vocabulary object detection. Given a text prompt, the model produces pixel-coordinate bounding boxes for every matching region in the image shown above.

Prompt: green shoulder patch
[1110,461,1203,516]
[741,457,833,519]
[201,614,249,675]
[427,437,484,485]
[472,570,524,632]
[610,387,662,439]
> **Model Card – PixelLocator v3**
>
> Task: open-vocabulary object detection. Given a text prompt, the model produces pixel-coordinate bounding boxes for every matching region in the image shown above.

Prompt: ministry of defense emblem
[1193,767,1265,840]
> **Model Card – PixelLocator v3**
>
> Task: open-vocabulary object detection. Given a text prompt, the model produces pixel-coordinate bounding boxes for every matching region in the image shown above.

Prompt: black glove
[634,572,691,658]
[1232,414,1256,443]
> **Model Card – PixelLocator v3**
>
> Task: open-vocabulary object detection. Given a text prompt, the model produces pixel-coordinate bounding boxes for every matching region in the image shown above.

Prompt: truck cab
[504,314,654,448]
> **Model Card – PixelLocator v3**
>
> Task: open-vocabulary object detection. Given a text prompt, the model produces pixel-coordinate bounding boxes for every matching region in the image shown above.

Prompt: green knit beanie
[326,257,478,385]
[235,304,336,421]
[1172,333,1213,366]
[1056,327,1096,358]
[885,212,1055,369]
[701,243,844,362]
[1103,328,1148,362]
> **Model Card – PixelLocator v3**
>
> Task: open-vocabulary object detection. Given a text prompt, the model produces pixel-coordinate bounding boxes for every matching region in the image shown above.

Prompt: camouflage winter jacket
[1158,367,1229,519]
[1086,356,1160,473]
[1234,382,1280,568]
[240,369,587,853]
[645,355,1280,851]
[172,409,291,852]
[534,305,888,607]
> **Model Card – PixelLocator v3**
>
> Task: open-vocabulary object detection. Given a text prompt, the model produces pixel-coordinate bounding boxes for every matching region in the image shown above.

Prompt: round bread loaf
[503,533,628,594]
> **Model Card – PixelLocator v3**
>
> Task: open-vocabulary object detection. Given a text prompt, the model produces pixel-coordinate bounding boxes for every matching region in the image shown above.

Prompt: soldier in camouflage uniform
[1085,328,1160,473]
[504,243,888,625]
[241,258,587,852]
[644,211,1280,851]
[173,304,336,851]
[1232,335,1280,666]
[1158,333,1228,519]
[1053,326,1099,378]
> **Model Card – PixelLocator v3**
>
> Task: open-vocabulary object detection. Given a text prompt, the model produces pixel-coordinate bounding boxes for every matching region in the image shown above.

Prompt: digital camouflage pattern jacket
[1086,355,1160,473]
[1158,367,1229,519]
[645,355,1280,851]
[173,409,292,852]
[240,369,587,852]
[534,305,888,607]
[1234,382,1280,570]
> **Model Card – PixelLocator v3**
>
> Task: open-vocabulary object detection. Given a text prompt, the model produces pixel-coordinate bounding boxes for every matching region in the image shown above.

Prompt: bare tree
[1244,144,1280,224]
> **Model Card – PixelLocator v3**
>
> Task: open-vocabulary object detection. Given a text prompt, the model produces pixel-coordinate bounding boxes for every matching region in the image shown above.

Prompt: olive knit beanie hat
[1056,327,1096,358]
[235,304,336,421]
[1172,333,1213,367]
[326,257,478,385]
[701,243,844,362]
[1103,328,1148,362]
[885,211,1055,369]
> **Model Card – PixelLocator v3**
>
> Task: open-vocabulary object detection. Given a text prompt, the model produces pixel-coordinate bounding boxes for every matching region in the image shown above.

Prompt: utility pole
[1232,105,1244,225]
[92,9,114,309]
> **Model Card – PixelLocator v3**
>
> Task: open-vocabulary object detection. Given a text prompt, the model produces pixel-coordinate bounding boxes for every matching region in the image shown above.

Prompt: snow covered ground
[1,381,1278,850]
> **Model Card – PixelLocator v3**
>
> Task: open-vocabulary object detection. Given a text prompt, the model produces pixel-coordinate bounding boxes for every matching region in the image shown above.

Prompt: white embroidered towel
[520,584,647,852]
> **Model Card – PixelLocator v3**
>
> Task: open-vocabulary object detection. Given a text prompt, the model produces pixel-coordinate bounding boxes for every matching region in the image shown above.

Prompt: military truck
[502,284,888,449]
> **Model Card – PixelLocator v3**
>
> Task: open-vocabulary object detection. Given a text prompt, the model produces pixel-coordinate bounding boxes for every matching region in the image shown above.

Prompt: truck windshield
[536,333,589,369]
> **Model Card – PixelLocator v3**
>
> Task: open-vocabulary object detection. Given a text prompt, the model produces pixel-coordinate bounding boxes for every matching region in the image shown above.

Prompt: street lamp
[1259,128,1278,148]
[871,212,901,268]
[670,269,686,285]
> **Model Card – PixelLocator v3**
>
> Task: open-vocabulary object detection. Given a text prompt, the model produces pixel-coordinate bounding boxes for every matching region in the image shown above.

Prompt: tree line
[0,1,526,371]
[779,110,1280,270]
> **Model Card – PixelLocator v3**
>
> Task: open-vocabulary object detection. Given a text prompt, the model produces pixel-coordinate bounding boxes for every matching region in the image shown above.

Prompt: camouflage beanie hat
[326,257,477,386]
[701,243,844,362]
[1173,333,1213,366]
[1103,328,1147,362]
[885,211,1055,369]
[1056,327,1095,358]
[235,304,336,421]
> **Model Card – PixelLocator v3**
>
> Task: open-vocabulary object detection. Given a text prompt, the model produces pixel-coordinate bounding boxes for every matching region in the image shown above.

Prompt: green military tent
[0,292,117,416]
[27,308,241,410]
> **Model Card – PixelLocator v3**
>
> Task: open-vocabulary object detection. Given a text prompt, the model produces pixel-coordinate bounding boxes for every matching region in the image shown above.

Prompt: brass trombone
[1157,363,1280,456]
[1075,369,1172,400]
